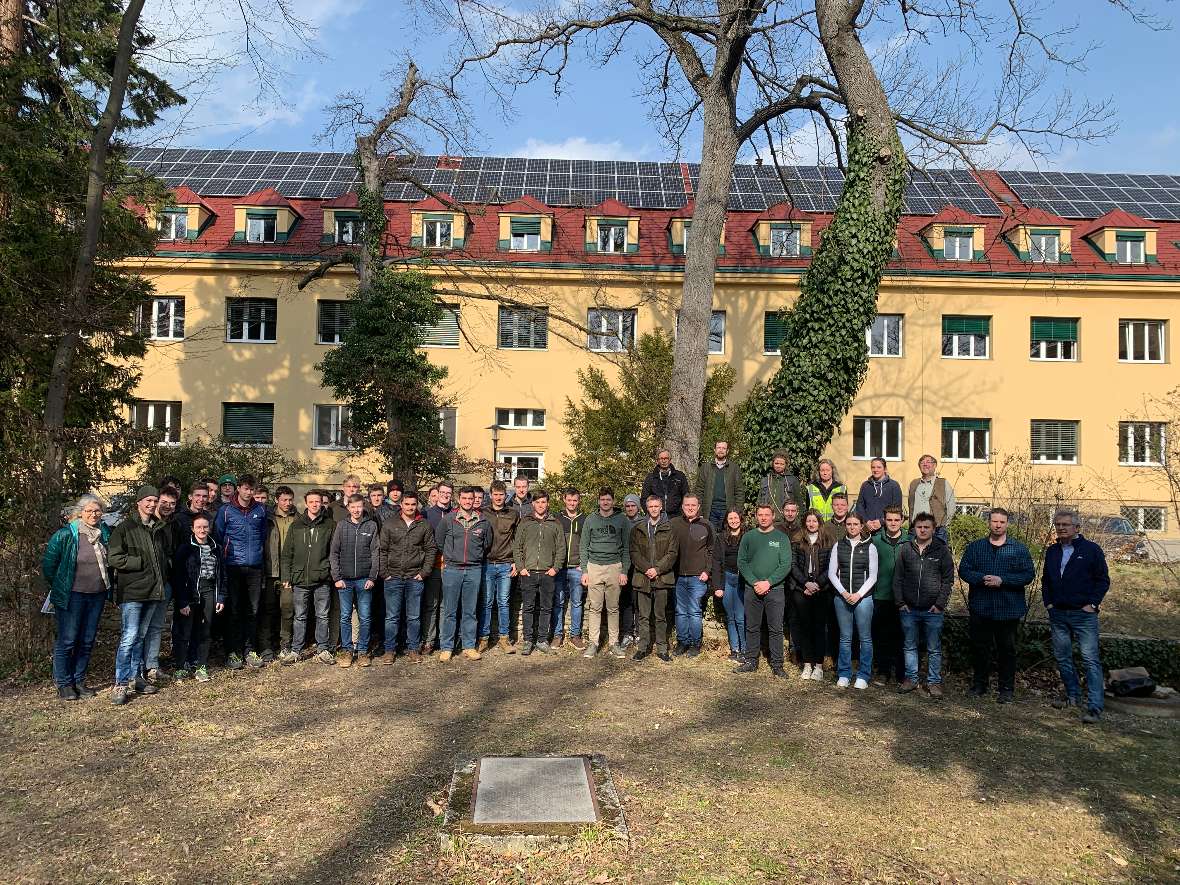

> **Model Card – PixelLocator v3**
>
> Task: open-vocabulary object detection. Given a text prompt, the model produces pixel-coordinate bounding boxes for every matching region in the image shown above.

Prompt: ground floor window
[498,452,543,482]
[1120,506,1166,532]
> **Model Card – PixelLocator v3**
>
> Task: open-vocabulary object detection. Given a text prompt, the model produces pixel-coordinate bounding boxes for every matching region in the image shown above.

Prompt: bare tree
[435,0,1121,478]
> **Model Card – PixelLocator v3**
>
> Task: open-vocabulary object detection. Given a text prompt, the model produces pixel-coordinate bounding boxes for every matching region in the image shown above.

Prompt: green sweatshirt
[737,527,793,589]
[871,530,905,601]
[579,510,631,573]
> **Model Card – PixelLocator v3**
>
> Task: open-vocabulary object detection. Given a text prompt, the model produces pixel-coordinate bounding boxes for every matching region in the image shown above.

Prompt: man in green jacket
[267,486,299,659]
[279,490,336,665]
[698,440,744,531]
[579,487,631,659]
[871,506,906,684]
[107,485,171,705]
[513,490,566,655]
[734,504,793,678]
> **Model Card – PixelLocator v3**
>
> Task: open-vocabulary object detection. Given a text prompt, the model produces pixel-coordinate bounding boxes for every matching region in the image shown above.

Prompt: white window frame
[597,223,627,253]
[313,404,354,450]
[438,407,458,446]
[866,314,903,357]
[769,226,800,258]
[709,310,726,355]
[496,407,546,429]
[1031,420,1079,465]
[226,298,277,344]
[424,219,453,249]
[587,308,636,352]
[1119,421,1166,466]
[130,400,181,446]
[1119,319,1166,363]
[498,451,544,482]
[1029,232,1060,263]
[1116,237,1145,265]
[510,232,541,251]
[335,217,363,245]
[1121,505,1166,533]
[245,216,277,244]
[941,420,991,463]
[157,211,188,241]
[316,300,351,346]
[1030,338,1076,360]
[852,416,903,461]
[943,232,974,261]
[147,297,185,341]
[942,322,990,359]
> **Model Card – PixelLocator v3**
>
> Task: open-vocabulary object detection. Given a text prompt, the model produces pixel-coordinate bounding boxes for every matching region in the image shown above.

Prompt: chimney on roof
[437,156,463,170]
[755,157,763,166]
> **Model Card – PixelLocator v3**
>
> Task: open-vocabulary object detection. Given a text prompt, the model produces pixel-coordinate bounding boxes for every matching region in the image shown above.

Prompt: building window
[509,218,541,251]
[597,222,627,253]
[499,452,543,482]
[941,418,990,462]
[139,297,185,341]
[438,407,457,446]
[1119,319,1165,363]
[419,306,460,348]
[1121,506,1165,533]
[157,212,188,241]
[1029,232,1059,263]
[496,408,545,429]
[853,416,902,460]
[499,307,548,350]
[130,400,181,445]
[769,226,800,257]
[587,308,635,352]
[335,217,363,245]
[943,231,973,261]
[226,298,277,343]
[942,315,990,359]
[764,311,785,355]
[866,314,903,357]
[245,215,277,244]
[1031,420,1079,464]
[424,219,452,249]
[317,300,352,345]
[1030,318,1078,361]
[1119,421,1166,466]
[223,402,274,446]
[1116,235,1145,265]
[709,311,725,355]
[313,404,353,449]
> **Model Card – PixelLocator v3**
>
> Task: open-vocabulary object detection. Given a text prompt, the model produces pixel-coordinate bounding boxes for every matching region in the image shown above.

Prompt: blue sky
[148,0,1179,173]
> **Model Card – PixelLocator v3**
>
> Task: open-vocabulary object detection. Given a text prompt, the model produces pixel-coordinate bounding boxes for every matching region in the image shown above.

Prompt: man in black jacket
[329,495,380,668]
[378,490,437,664]
[641,449,688,519]
[892,513,955,697]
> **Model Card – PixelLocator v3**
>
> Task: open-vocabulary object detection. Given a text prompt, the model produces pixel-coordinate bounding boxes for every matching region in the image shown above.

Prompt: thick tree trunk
[663,95,739,480]
[42,0,146,512]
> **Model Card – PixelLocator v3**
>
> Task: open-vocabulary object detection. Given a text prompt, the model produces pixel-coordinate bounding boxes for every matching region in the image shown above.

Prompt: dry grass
[1,642,1178,885]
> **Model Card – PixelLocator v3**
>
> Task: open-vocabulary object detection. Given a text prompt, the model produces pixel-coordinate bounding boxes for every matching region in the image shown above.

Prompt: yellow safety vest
[806,483,846,520]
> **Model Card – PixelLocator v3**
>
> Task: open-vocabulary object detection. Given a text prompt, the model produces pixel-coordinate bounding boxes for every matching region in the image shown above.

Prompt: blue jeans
[441,565,482,651]
[552,567,584,638]
[479,562,514,640]
[53,591,106,688]
[833,595,874,681]
[337,579,372,654]
[674,575,709,647]
[143,581,172,671]
[722,571,746,653]
[115,600,160,685]
[900,609,945,684]
[1049,608,1104,713]
[384,577,423,651]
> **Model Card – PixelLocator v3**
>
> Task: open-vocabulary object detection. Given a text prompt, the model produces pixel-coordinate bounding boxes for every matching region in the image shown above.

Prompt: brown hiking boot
[337,651,353,668]
[570,636,587,651]
[380,652,396,666]
[498,637,516,654]
[439,650,453,662]
[404,650,422,663]
[462,648,482,661]
[422,642,434,656]
[897,679,918,693]
[551,634,564,649]
[357,654,372,668]
[926,683,943,699]
[476,638,489,653]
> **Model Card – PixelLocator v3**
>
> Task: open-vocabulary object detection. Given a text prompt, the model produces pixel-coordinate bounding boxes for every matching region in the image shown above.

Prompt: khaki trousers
[585,561,622,648]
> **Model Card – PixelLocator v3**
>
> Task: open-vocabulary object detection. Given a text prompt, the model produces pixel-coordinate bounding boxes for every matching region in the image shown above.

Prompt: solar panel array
[999,170,1180,222]
[127,147,1001,216]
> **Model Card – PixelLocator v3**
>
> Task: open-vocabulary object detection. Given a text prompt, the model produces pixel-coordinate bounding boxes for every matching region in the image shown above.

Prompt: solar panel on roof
[550,159,571,174]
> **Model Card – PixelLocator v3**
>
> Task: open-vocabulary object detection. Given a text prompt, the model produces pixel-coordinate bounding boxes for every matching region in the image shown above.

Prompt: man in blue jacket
[213,473,270,670]
[1042,509,1110,724]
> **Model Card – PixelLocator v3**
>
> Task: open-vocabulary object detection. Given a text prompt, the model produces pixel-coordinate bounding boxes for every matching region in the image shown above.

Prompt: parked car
[101,492,134,529]
[1083,515,1150,563]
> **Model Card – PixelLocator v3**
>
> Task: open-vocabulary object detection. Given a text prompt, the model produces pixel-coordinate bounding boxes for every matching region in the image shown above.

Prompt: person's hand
[364,579,374,590]
[899,604,910,612]
[283,582,291,590]
[867,519,881,532]
[334,580,345,589]
[699,571,709,582]
[714,588,724,598]
[179,605,191,616]
[546,568,557,577]
[215,602,225,613]
[413,574,422,581]
[581,573,589,587]
[1082,604,1096,613]
[984,575,1002,587]
[618,574,628,586]
[510,565,518,578]
[755,580,771,595]
[929,605,941,613]
[520,568,530,577]
[645,568,659,580]
[805,581,819,594]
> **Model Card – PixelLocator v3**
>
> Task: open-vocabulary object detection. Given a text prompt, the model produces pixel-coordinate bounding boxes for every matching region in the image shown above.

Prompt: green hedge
[941,614,1180,683]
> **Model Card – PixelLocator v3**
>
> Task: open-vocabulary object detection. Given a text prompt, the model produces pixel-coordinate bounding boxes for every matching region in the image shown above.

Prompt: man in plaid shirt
[958,508,1036,703]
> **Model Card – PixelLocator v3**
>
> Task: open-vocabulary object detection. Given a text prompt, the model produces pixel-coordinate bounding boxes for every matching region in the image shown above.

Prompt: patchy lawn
[0,643,1177,885]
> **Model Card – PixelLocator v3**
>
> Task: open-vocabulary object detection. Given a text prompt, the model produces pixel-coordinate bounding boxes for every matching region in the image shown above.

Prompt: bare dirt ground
[1,641,1178,885]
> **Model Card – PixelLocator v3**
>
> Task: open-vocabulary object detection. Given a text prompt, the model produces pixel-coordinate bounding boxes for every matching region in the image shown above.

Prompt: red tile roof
[748,203,812,228]
[924,205,985,227]
[236,187,299,212]
[999,205,1072,234]
[1074,208,1158,240]
[322,191,359,209]
[411,193,461,212]
[500,195,552,215]
[170,186,213,212]
[588,197,636,216]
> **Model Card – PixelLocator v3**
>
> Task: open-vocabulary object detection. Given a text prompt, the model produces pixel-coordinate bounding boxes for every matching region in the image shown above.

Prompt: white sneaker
[800,663,813,680]
[810,666,824,681]
[853,677,869,690]
[836,676,850,688]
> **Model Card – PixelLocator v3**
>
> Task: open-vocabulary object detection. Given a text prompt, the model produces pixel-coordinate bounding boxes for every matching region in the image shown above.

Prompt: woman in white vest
[827,512,878,689]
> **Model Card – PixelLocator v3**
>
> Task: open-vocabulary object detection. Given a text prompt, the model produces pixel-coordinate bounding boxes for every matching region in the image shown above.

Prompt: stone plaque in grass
[473,756,598,824]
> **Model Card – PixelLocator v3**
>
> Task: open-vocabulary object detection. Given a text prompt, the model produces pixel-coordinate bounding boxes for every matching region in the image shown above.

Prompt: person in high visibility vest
[805,459,847,521]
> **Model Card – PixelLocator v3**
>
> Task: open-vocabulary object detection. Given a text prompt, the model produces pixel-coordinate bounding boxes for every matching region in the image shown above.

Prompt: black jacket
[330,516,381,581]
[892,537,955,611]
[171,534,228,608]
[629,519,679,590]
[641,465,689,517]
[379,514,437,579]
[790,532,834,593]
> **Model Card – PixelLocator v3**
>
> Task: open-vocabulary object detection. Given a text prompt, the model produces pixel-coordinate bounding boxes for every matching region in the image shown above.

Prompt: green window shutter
[1116,231,1146,241]
[599,219,626,227]
[223,403,274,445]
[763,312,785,353]
[1031,318,1078,341]
[510,218,541,235]
[942,418,990,432]
[944,227,974,237]
[418,306,460,347]
[942,315,990,336]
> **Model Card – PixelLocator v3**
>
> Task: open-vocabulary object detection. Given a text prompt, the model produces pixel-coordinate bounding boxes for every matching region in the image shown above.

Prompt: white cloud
[515,136,652,160]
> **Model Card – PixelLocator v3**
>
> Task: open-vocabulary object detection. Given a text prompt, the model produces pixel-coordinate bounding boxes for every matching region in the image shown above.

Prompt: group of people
[42,442,1112,723]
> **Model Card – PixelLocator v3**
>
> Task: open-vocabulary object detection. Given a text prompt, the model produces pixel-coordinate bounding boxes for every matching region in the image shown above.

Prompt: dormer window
[246,215,277,244]
[335,216,363,245]
[158,211,188,241]
[424,218,453,249]
[1116,234,1145,265]
[770,226,800,257]
[1029,231,1059,263]
[510,218,542,251]
[943,230,974,261]
[598,222,627,253]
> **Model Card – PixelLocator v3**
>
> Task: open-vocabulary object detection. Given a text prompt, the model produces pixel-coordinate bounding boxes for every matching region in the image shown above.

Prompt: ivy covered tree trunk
[742,0,907,485]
